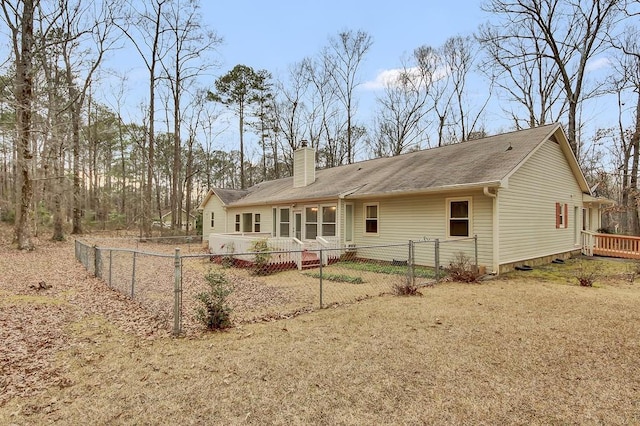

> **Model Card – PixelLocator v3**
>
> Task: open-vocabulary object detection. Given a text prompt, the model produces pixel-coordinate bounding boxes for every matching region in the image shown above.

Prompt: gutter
[484,186,499,275]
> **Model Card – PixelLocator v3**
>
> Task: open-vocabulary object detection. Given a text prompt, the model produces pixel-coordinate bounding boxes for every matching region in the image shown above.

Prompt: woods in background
[0,0,639,248]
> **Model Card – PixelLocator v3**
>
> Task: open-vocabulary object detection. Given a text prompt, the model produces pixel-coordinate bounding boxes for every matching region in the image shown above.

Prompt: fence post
[408,241,414,287]
[474,235,479,271]
[109,250,113,287]
[434,239,440,282]
[319,249,324,309]
[93,245,99,278]
[173,248,182,336]
[131,251,137,298]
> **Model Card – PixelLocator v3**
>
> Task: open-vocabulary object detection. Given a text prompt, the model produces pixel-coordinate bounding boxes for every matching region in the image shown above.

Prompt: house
[154,209,197,231]
[198,124,610,274]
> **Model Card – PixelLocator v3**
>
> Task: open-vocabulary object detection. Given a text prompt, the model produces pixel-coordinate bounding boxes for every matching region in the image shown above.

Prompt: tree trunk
[14,0,35,250]
[629,91,640,236]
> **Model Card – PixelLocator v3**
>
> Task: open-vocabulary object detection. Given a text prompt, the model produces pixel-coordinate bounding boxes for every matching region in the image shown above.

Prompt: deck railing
[582,231,640,260]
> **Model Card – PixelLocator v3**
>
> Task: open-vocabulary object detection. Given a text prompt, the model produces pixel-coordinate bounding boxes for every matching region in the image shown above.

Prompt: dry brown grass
[1,224,640,424]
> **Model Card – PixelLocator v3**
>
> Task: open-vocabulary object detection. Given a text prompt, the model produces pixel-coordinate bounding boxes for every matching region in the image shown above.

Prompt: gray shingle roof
[214,188,249,205]
[223,123,576,207]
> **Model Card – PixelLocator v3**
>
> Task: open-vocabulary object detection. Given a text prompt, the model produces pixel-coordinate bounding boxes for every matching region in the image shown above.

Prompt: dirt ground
[1,224,640,424]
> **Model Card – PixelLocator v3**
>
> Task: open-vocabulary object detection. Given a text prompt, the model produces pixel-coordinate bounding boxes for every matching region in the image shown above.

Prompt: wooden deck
[583,232,640,260]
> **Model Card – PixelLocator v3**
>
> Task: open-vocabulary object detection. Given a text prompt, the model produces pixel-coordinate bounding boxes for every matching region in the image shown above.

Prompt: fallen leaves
[0,225,168,407]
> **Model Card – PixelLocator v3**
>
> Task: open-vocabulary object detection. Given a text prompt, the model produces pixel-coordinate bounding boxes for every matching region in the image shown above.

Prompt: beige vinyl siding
[223,205,274,235]
[201,196,228,238]
[498,139,583,264]
[351,191,493,269]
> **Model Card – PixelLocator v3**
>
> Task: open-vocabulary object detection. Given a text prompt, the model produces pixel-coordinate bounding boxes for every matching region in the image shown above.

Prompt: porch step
[301,261,321,270]
[301,251,320,270]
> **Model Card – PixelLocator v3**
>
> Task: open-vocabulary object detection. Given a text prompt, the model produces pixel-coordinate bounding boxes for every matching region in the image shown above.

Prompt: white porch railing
[208,233,313,270]
[316,236,341,266]
[582,230,640,260]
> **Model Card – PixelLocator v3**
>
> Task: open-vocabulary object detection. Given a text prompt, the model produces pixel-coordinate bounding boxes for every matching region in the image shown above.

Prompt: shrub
[195,271,233,330]
[250,239,271,275]
[447,252,481,283]
[305,272,364,284]
[220,242,235,268]
[393,279,421,296]
[575,261,598,287]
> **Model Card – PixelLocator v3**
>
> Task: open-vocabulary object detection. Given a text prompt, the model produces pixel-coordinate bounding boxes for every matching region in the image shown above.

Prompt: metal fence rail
[74,236,478,335]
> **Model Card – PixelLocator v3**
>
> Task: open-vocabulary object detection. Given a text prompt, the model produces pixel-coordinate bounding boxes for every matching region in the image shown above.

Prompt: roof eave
[344,181,503,200]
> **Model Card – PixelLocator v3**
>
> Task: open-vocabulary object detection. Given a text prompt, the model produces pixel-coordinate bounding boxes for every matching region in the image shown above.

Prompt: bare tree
[479,18,566,129]
[442,35,489,142]
[301,56,343,167]
[371,58,431,156]
[480,0,622,155]
[272,61,309,175]
[323,29,373,163]
[1,0,37,249]
[609,26,640,234]
[59,0,118,235]
[161,0,221,230]
[118,0,171,236]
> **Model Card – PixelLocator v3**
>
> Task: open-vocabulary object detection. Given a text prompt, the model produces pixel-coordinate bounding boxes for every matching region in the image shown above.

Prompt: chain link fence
[75,236,478,335]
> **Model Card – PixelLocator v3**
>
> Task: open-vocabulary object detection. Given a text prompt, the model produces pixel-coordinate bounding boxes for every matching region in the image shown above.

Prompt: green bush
[195,271,233,330]
[250,239,271,275]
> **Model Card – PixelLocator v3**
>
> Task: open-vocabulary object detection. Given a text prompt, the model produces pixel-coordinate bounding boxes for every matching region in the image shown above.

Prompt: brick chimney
[293,140,316,188]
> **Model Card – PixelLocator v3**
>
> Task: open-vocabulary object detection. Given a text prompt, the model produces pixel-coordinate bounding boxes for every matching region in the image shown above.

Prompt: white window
[364,203,379,235]
[235,214,240,232]
[447,198,472,238]
[305,207,318,240]
[322,206,336,237]
[556,203,568,229]
[210,212,215,228]
[279,208,290,237]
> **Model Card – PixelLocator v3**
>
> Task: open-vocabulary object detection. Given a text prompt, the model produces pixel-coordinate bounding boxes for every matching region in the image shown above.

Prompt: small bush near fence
[195,271,234,330]
[392,279,421,296]
[447,252,482,283]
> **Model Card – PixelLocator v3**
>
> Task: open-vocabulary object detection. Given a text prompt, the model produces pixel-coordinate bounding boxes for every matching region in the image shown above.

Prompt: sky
[94,0,622,160]
[203,0,485,80]
[189,0,488,152]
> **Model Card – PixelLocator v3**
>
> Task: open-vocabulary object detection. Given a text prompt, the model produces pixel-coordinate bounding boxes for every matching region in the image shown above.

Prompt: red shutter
[564,203,569,229]
[555,202,561,229]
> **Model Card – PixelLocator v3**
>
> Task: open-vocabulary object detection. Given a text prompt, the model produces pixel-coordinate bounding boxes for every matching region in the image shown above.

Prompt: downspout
[484,187,499,274]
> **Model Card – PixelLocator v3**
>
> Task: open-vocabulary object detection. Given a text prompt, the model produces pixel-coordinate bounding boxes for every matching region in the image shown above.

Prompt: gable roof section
[215,123,590,207]
[197,188,249,210]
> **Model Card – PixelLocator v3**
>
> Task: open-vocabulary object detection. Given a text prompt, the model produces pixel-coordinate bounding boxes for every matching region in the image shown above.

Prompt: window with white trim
[305,207,318,240]
[556,202,568,229]
[235,214,240,232]
[279,208,290,237]
[364,203,379,234]
[322,206,336,237]
[447,198,471,238]
[210,212,215,228]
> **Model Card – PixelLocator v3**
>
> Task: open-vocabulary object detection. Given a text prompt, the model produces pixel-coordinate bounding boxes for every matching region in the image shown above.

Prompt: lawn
[1,226,640,424]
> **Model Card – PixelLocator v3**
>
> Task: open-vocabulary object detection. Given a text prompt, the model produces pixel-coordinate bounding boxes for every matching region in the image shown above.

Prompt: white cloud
[363,65,450,91]
[586,57,611,73]
[362,68,407,90]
